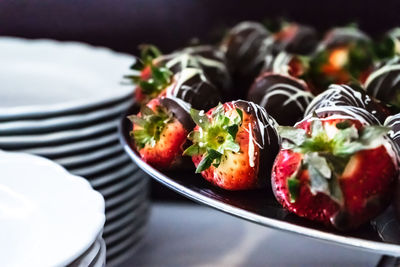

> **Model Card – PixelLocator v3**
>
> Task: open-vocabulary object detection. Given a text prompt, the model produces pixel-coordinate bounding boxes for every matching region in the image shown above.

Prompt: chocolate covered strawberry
[184,100,279,190]
[125,45,173,104]
[128,97,195,170]
[272,114,398,230]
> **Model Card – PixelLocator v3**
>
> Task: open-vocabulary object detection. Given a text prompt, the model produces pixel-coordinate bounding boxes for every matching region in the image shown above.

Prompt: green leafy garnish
[124,44,173,98]
[127,105,173,149]
[184,104,243,173]
[288,176,300,203]
[279,116,390,204]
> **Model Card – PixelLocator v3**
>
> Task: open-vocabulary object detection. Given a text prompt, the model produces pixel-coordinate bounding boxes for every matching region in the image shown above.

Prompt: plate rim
[0,37,135,120]
[0,150,105,267]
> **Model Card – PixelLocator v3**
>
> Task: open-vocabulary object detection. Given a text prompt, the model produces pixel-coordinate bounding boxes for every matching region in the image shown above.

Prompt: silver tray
[119,106,400,265]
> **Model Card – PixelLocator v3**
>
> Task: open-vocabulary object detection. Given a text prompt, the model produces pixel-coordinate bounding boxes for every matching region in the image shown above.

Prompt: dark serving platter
[119,105,400,264]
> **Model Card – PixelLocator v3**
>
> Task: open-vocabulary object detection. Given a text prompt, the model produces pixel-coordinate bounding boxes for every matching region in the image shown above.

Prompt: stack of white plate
[0,151,106,266]
[0,37,150,266]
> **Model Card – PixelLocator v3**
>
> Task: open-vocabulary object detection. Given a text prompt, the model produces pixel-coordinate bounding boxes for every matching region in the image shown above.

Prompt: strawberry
[247,72,313,126]
[154,45,232,94]
[271,22,318,55]
[262,52,310,79]
[272,113,398,230]
[307,42,374,94]
[305,84,390,124]
[184,100,279,190]
[125,45,173,104]
[128,97,195,170]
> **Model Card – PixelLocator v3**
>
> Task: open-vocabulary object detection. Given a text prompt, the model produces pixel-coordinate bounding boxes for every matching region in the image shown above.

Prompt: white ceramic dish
[0,99,132,135]
[104,214,147,245]
[0,37,134,120]
[106,224,147,266]
[69,236,102,267]
[104,188,148,223]
[105,201,149,234]
[54,145,123,168]
[92,238,107,267]
[97,171,144,198]
[105,177,149,210]
[70,153,131,178]
[15,132,119,158]
[90,163,139,188]
[0,150,105,267]
[0,118,119,147]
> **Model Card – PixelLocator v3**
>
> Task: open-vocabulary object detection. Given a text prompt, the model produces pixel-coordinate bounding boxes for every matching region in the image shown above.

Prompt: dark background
[2,0,399,201]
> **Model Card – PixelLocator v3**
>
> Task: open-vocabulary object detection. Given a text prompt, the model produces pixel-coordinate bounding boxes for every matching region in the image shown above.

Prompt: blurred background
[2,0,400,202]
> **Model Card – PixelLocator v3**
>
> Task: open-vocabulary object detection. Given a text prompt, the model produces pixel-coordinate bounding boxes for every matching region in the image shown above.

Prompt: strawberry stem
[128,105,173,149]
[184,104,243,173]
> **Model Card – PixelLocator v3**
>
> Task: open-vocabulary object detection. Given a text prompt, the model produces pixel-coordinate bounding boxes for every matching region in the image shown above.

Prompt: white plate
[105,188,148,224]
[70,153,131,178]
[55,145,124,168]
[106,224,147,266]
[105,201,149,234]
[92,238,106,267]
[0,37,134,120]
[90,163,139,188]
[97,171,144,198]
[104,213,147,245]
[15,132,119,158]
[0,118,119,147]
[69,236,102,267]
[105,176,149,210]
[0,151,105,267]
[0,99,132,135]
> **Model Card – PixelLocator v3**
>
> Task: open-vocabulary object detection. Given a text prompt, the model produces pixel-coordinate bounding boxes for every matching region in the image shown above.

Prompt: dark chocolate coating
[221,22,272,97]
[160,97,195,131]
[166,68,222,110]
[232,100,280,187]
[384,113,400,147]
[155,45,231,93]
[247,73,313,126]
[365,56,400,110]
[273,24,318,55]
[303,105,381,126]
[221,22,270,74]
[305,84,389,123]
[319,27,371,50]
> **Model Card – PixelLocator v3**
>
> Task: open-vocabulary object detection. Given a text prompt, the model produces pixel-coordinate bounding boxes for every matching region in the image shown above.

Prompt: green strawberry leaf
[226,124,239,139]
[288,177,300,203]
[130,60,144,71]
[336,120,352,129]
[235,108,243,123]
[128,105,172,149]
[186,105,244,172]
[189,108,209,129]
[196,149,222,173]
[139,44,162,65]
[359,126,390,144]
[183,144,205,156]
[223,138,241,153]
[151,66,173,85]
[278,126,307,146]
[304,152,331,179]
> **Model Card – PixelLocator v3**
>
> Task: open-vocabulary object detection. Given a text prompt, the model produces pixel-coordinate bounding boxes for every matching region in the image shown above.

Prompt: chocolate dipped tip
[305,84,389,124]
[248,72,313,126]
[320,26,371,50]
[232,100,280,185]
[166,67,222,110]
[159,96,195,131]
